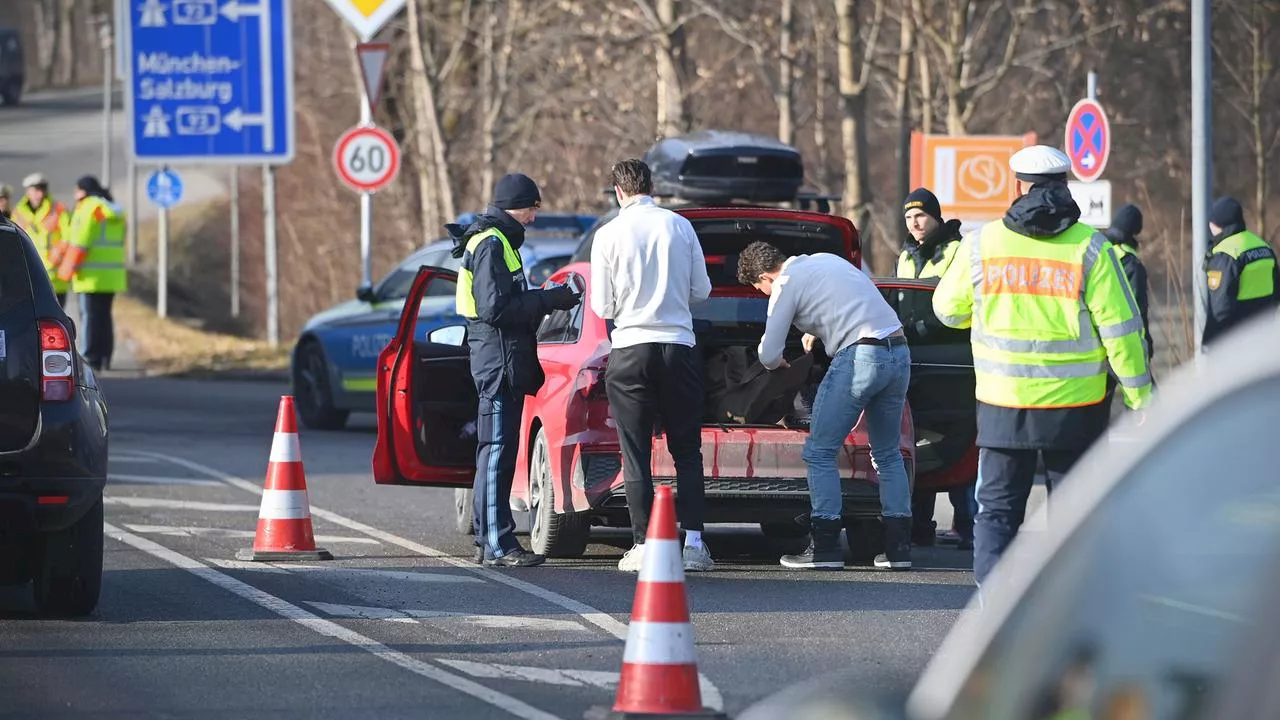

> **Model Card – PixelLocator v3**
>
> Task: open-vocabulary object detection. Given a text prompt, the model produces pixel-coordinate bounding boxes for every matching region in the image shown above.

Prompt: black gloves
[546,285,582,311]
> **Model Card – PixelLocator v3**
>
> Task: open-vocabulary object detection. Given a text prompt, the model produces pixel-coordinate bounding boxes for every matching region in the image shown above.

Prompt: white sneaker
[618,544,646,572]
[682,543,715,572]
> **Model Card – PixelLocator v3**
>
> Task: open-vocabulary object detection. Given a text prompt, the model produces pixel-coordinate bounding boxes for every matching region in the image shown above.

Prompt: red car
[372,208,976,560]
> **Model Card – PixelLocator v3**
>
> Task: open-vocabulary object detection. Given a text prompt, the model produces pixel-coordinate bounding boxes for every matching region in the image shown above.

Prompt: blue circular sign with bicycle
[146,168,184,209]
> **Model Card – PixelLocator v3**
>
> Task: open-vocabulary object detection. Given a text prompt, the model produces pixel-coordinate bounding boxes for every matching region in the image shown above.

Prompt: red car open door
[372,266,477,487]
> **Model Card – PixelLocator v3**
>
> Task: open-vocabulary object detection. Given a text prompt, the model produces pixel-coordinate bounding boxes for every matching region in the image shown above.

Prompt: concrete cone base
[235,547,334,562]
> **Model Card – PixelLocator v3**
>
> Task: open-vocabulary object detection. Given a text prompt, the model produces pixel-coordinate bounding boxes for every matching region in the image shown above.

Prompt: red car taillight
[38,319,74,402]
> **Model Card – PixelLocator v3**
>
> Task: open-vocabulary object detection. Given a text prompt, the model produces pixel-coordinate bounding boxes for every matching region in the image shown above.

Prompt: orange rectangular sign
[910,132,1037,222]
[982,256,1082,299]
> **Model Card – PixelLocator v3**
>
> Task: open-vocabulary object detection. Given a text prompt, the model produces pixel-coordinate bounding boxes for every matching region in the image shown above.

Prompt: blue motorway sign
[146,169,185,208]
[125,0,295,165]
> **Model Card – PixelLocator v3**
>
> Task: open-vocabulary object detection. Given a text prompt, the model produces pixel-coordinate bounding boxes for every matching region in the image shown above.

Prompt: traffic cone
[604,486,726,719]
[236,396,333,562]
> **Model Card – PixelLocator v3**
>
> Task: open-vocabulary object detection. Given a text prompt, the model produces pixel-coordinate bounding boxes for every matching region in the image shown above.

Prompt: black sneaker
[874,517,913,570]
[483,548,546,568]
[780,517,844,570]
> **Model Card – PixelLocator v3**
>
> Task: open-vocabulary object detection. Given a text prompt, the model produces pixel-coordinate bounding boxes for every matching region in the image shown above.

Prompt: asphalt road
[0,377,981,719]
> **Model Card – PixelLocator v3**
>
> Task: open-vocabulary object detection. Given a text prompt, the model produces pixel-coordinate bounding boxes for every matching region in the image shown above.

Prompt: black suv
[0,217,109,615]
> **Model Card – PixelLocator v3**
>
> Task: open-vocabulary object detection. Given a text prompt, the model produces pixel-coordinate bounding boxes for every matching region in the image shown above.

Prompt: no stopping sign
[334,125,401,193]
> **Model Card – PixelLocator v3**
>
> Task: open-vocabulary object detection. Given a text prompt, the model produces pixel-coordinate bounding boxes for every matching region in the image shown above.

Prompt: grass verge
[114,295,289,377]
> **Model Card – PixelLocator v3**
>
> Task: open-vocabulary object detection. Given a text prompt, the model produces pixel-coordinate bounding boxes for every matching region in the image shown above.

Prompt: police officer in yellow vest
[1202,196,1279,348]
[933,146,1152,587]
[897,187,962,279]
[12,173,72,306]
[58,175,127,372]
[449,172,580,568]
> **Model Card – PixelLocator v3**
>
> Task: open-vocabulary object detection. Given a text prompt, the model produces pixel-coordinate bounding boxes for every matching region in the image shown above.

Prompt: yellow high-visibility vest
[1211,230,1277,302]
[455,228,523,320]
[933,221,1152,410]
[12,197,70,293]
[63,195,127,294]
[896,239,959,279]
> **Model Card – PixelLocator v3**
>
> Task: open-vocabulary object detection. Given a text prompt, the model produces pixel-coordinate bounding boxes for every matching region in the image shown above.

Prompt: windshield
[945,377,1280,720]
[376,246,460,302]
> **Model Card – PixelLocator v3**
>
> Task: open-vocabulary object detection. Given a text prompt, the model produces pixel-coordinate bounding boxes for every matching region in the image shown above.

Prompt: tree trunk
[55,0,76,87]
[777,0,795,145]
[835,0,871,266]
[1251,4,1266,237]
[655,0,691,138]
[911,0,932,134]
[895,11,914,213]
[481,0,497,196]
[810,0,830,192]
[34,0,58,88]
[405,0,455,234]
[943,0,968,135]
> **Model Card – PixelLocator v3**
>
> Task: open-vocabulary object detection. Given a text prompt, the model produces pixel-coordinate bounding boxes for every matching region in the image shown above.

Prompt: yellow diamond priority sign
[319,0,406,41]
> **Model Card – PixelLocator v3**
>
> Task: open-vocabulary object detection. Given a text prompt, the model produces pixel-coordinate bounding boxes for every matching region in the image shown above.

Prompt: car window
[536,273,586,344]
[527,255,572,287]
[946,376,1280,720]
[878,284,968,347]
[377,247,460,301]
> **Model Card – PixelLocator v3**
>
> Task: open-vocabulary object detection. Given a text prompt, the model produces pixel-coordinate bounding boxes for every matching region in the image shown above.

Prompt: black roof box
[642,130,804,204]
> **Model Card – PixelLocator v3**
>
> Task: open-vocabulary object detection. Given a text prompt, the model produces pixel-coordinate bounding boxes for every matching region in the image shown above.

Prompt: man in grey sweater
[738,241,913,570]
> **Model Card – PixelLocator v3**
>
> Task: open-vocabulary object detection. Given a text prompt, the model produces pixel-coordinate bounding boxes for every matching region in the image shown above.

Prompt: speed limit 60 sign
[334,125,401,193]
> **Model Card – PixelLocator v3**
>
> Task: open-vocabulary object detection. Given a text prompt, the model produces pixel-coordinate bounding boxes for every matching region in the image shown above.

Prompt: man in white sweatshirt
[589,158,715,572]
[738,241,914,570]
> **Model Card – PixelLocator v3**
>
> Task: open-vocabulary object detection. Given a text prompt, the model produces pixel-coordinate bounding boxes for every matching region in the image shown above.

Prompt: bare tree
[834,0,884,267]
[696,0,799,144]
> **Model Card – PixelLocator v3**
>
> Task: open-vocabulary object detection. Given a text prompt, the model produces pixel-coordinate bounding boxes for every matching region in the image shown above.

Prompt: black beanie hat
[493,172,541,210]
[903,187,943,223]
[1210,196,1245,230]
[1110,203,1143,238]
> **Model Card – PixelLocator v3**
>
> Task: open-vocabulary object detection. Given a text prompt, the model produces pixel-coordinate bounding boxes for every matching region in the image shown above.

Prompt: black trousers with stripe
[472,387,525,558]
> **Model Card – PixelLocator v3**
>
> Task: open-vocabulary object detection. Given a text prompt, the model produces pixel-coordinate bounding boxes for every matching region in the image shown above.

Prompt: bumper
[578,452,911,524]
[0,476,106,533]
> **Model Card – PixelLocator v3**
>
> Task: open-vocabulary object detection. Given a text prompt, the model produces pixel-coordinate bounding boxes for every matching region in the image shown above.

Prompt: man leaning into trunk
[590,158,715,573]
[738,241,914,571]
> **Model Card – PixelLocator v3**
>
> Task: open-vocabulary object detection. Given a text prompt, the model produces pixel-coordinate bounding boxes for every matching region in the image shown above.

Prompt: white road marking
[109,473,223,487]
[103,523,563,720]
[438,660,720,702]
[204,561,483,585]
[109,455,162,463]
[105,497,262,512]
[123,524,381,545]
[439,659,619,689]
[122,449,725,712]
[307,601,591,633]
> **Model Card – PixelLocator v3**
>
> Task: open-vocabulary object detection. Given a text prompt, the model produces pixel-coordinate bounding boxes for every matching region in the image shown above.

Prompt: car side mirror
[427,325,466,346]
[356,284,376,303]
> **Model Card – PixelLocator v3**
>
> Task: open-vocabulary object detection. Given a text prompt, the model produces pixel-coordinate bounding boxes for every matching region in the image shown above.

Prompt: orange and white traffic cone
[604,486,726,719]
[236,396,333,562]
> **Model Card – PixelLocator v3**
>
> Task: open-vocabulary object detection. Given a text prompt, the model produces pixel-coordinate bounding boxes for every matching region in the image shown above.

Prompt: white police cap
[22,173,46,188]
[1009,145,1070,180]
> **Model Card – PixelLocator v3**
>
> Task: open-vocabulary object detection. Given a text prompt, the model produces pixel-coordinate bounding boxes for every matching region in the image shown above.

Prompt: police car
[290,214,591,430]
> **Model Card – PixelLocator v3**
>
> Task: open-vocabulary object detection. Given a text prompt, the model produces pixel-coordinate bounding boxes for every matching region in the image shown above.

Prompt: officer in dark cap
[449,172,581,567]
[1203,196,1279,348]
[897,188,963,279]
[1104,204,1153,362]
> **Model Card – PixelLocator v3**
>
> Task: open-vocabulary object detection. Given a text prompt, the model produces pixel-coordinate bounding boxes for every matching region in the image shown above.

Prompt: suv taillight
[38,319,74,402]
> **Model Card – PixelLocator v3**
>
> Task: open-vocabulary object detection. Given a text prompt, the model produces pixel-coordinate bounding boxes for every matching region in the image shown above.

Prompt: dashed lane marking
[104,523,563,720]
[123,524,381,545]
[122,449,725,712]
[109,473,224,487]
[205,559,484,585]
[306,601,592,633]
[436,660,721,702]
[106,497,262,512]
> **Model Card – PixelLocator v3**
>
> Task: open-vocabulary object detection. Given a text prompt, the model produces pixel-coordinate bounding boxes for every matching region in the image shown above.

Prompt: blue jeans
[802,342,912,520]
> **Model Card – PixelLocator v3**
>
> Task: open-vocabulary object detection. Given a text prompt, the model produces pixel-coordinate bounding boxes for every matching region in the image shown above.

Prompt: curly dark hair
[610,158,653,196]
[737,241,789,285]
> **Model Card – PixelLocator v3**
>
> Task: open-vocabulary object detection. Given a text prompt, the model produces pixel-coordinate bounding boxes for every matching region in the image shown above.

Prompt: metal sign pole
[1086,70,1097,102]
[230,169,241,317]
[127,161,138,265]
[100,19,113,185]
[359,89,374,289]
[157,165,169,319]
[264,164,279,347]
[1191,0,1211,357]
